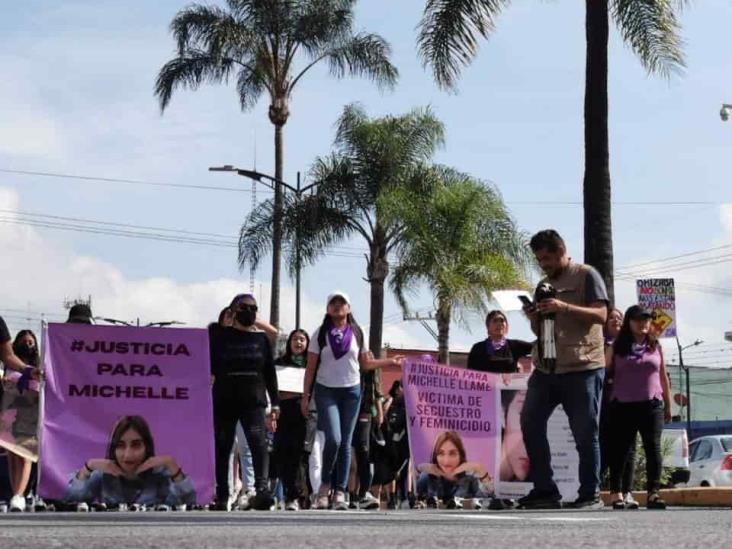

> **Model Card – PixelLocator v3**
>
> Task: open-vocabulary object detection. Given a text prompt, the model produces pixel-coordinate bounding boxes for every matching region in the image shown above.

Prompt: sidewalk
[601,488,732,507]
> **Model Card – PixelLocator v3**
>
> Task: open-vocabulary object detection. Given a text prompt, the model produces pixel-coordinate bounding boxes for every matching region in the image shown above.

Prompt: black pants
[213,383,269,501]
[608,399,664,494]
[600,394,635,492]
[274,398,307,501]
[351,413,372,498]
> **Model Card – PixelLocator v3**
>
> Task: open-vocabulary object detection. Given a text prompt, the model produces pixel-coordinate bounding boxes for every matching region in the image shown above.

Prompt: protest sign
[275,366,305,393]
[0,371,41,462]
[39,323,214,505]
[494,373,580,501]
[403,359,498,499]
[636,278,676,338]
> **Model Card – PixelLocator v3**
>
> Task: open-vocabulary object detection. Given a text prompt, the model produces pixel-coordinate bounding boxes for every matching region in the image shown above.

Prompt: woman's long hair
[612,306,659,358]
[430,430,467,467]
[280,329,310,364]
[12,329,39,366]
[106,415,155,464]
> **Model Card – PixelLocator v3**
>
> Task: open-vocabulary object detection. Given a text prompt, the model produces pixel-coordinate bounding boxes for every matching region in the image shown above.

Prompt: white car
[687,435,732,487]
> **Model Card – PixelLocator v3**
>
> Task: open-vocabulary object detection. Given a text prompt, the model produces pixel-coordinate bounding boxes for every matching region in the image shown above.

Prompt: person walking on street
[519,230,609,510]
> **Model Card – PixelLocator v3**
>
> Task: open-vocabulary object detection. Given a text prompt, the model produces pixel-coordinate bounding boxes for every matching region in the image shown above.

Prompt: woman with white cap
[301,291,402,510]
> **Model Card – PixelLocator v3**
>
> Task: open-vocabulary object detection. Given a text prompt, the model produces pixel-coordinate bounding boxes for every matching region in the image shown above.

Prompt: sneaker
[0,502,7,513]
[445,497,463,510]
[314,484,331,510]
[425,496,438,509]
[236,489,255,510]
[359,491,380,510]
[33,497,48,512]
[332,491,348,511]
[646,492,667,510]
[9,495,25,512]
[92,503,108,512]
[250,492,275,511]
[154,504,171,512]
[173,504,187,512]
[285,499,299,511]
[348,493,358,509]
[210,499,232,511]
[76,502,90,513]
[623,492,639,510]
[487,498,515,510]
[516,490,561,510]
[566,496,604,510]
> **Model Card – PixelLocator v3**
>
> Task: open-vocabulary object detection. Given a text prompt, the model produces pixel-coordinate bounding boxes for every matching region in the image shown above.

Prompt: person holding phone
[467,310,533,374]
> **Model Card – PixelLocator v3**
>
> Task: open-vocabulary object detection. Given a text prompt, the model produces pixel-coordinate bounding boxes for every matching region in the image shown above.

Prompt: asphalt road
[0,508,729,548]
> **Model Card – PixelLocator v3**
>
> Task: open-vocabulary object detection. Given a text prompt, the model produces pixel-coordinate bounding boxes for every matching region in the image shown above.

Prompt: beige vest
[532,262,605,374]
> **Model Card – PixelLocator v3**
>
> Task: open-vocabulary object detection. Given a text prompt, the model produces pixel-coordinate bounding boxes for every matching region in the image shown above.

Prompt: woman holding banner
[209,293,279,511]
[416,430,493,509]
[467,311,532,374]
[300,291,402,510]
[66,415,195,508]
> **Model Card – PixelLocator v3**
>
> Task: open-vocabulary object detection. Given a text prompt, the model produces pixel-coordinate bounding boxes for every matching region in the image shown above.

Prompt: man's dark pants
[520,368,605,500]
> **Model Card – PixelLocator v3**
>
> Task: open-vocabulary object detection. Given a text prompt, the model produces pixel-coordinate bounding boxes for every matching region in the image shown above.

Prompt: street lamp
[209,165,318,329]
[720,104,732,122]
[676,337,703,440]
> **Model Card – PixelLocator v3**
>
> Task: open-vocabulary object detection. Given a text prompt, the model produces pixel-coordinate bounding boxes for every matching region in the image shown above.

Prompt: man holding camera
[519,230,608,509]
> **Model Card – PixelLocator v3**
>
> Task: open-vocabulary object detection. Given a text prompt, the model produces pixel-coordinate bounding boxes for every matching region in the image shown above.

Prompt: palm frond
[417,0,509,90]
[323,32,399,91]
[238,197,276,271]
[154,50,237,111]
[611,0,686,77]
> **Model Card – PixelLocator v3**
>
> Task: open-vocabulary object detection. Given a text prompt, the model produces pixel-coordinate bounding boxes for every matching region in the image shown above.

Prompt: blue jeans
[314,383,362,492]
[520,368,605,500]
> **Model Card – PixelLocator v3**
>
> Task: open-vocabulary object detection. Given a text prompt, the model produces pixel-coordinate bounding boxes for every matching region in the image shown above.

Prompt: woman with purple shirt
[300,291,402,510]
[606,305,672,510]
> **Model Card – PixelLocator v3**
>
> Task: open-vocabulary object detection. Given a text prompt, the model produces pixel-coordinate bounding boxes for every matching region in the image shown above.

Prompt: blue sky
[1,1,731,366]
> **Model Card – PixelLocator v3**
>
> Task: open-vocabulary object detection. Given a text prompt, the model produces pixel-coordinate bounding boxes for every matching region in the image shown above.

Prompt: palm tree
[238,104,445,356]
[417,0,687,303]
[155,0,398,327]
[379,167,531,363]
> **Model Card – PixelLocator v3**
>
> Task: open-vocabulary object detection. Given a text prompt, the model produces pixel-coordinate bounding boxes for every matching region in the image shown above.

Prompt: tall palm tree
[417,0,687,303]
[380,167,530,363]
[155,0,398,327]
[238,104,445,355]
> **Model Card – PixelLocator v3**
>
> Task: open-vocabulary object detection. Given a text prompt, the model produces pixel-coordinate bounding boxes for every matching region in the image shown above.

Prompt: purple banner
[403,359,498,501]
[39,323,214,505]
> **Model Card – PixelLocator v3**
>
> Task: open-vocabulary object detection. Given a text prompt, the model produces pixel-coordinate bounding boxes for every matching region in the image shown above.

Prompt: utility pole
[676,337,703,440]
[403,311,438,342]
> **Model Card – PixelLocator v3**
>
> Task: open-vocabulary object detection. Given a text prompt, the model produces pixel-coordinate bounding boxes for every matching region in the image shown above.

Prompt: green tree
[238,104,445,355]
[380,167,530,363]
[155,0,398,326]
[417,0,687,303]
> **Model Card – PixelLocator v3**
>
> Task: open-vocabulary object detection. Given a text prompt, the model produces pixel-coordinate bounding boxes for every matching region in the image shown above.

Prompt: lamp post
[209,165,318,329]
[720,104,732,122]
[676,337,703,440]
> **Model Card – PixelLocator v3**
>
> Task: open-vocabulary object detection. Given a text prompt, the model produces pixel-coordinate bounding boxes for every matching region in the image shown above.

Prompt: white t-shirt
[309,326,367,388]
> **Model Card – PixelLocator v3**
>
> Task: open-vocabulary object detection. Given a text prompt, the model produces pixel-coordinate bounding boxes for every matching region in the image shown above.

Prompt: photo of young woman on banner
[402,358,498,508]
[39,323,215,506]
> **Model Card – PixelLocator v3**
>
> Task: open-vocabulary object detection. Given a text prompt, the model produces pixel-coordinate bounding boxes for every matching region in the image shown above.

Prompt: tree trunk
[367,224,389,358]
[436,300,451,365]
[270,121,284,327]
[583,0,615,304]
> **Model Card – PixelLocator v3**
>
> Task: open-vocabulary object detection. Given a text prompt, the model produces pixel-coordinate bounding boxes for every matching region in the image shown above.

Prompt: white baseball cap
[326,291,351,307]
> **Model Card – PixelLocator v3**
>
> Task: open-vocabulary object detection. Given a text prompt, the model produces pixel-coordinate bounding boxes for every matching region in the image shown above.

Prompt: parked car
[687,435,732,487]
[662,428,690,485]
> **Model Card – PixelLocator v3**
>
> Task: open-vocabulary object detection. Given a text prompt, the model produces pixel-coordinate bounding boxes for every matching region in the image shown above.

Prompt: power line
[617,244,732,272]
[0,168,271,194]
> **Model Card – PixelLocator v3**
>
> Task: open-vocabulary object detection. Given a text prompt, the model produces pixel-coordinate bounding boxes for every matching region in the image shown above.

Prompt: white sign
[276,366,305,393]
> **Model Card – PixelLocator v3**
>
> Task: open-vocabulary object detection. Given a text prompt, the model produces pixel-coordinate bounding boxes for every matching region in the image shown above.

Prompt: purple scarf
[328,324,353,360]
[485,337,507,356]
[630,338,651,361]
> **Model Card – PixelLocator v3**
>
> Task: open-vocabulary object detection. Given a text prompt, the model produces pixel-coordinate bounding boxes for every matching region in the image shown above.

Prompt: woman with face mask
[3,330,40,512]
[208,293,279,511]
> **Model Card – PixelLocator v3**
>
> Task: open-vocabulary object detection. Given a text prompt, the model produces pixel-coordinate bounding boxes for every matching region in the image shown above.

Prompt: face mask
[18,343,37,360]
[235,310,256,327]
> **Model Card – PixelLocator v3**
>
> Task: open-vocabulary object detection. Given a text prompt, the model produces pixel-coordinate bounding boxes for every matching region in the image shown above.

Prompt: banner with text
[403,359,498,499]
[39,324,214,504]
[636,278,676,338]
[495,373,579,501]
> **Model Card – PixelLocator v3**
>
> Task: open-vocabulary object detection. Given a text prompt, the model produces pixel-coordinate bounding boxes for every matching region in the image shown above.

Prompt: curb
[601,488,732,507]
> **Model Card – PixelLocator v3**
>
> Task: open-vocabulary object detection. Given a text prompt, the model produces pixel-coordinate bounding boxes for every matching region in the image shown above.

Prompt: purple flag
[39,323,214,505]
